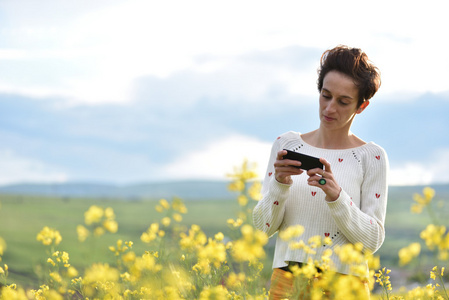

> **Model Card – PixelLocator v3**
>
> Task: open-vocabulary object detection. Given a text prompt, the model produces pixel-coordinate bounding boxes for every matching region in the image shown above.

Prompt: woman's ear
[357,101,370,114]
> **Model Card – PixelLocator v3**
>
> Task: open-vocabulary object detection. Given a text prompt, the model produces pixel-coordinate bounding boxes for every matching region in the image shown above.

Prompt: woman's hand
[307,158,341,202]
[273,150,304,185]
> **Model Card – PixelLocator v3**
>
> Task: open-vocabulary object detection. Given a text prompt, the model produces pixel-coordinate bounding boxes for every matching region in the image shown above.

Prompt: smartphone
[282,149,323,170]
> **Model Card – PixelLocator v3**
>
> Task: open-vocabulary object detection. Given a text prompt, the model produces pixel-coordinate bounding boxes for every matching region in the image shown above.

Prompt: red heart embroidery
[338,158,343,162]
[375,156,380,160]
[376,193,381,199]
[311,191,316,196]
[324,233,330,237]
[277,136,281,140]
[266,223,270,227]
[350,201,353,206]
[273,201,279,205]
[268,172,272,177]
[370,220,373,225]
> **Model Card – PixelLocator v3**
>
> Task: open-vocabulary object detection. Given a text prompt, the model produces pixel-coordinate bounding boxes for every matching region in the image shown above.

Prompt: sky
[0,0,448,187]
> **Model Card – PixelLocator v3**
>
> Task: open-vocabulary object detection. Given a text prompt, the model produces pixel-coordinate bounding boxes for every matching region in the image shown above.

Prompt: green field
[0,185,448,289]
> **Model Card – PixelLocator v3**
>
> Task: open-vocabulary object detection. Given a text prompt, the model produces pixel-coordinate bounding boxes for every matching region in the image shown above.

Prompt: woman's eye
[322,94,331,99]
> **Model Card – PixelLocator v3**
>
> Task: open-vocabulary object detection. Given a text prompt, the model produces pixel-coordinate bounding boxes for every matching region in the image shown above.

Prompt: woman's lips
[324,115,335,121]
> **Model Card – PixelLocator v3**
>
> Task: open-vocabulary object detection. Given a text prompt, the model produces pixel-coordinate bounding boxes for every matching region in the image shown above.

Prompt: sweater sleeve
[252,136,292,237]
[327,146,389,253]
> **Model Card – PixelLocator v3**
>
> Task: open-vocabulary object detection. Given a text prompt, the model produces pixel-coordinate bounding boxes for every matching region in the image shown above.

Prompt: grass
[0,194,245,288]
[0,186,447,289]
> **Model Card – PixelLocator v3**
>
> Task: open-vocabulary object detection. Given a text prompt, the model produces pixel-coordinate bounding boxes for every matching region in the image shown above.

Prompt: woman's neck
[302,129,365,149]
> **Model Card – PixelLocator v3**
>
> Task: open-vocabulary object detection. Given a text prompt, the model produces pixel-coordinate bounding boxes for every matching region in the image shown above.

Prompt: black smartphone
[282,149,323,170]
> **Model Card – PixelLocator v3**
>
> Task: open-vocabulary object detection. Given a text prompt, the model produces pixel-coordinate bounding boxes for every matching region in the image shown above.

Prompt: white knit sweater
[252,131,389,275]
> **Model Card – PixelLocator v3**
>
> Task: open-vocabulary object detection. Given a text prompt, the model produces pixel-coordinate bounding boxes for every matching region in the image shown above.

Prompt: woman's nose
[325,99,337,113]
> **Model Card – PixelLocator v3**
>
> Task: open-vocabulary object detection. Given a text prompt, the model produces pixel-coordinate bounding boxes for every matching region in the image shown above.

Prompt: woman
[253,45,388,299]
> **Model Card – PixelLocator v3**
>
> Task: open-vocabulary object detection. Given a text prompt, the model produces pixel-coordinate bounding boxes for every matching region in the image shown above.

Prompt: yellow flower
[67,266,78,278]
[179,225,207,251]
[0,237,6,256]
[214,232,224,241]
[161,217,171,227]
[133,252,162,273]
[423,187,435,201]
[76,225,89,242]
[198,238,227,268]
[226,272,246,288]
[36,226,62,246]
[237,195,248,206]
[279,225,305,241]
[93,227,105,237]
[47,258,56,267]
[103,219,118,233]
[172,197,188,214]
[141,223,160,243]
[411,203,423,214]
[228,180,245,192]
[84,205,104,225]
[411,187,435,214]
[335,243,365,265]
[83,263,119,284]
[159,199,170,210]
[248,182,262,201]
[430,266,437,280]
[104,207,115,219]
[307,235,322,248]
[173,213,183,222]
[49,272,62,283]
[420,224,446,250]
[399,242,421,266]
[122,251,136,263]
[198,285,229,300]
[231,225,268,262]
[227,218,243,228]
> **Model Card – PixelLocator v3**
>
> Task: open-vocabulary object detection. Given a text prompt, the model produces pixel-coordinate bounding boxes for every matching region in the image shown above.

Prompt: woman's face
[319,70,366,132]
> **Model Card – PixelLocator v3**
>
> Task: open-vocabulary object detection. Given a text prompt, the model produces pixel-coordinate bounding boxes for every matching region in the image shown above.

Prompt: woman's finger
[320,157,331,173]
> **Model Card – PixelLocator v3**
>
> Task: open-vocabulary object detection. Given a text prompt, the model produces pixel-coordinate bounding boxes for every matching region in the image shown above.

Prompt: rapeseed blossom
[231,224,268,262]
[0,237,6,261]
[411,187,435,214]
[179,224,207,251]
[141,223,163,244]
[76,225,89,242]
[0,284,27,300]
[108,239,133,256]
[398,242,421,266]
[248,181,262,201]
[227,159,258,192]
[279,225,305,241]
[420,224,447,251]
[84,205,104,225]
[36,226,62,246]
[79,205,118,240]
[197,237,227,268]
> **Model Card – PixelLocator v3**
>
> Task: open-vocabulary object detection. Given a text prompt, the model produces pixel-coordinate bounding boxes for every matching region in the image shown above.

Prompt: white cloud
[163,139,449,187]
[389,148,449,186]
[0,149,68,185]
[0,0,448,105]
[161,135,272,181]
[389,163,435,186]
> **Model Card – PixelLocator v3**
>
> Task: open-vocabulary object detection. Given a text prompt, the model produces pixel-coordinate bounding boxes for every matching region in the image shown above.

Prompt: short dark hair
[317,45,381,107]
